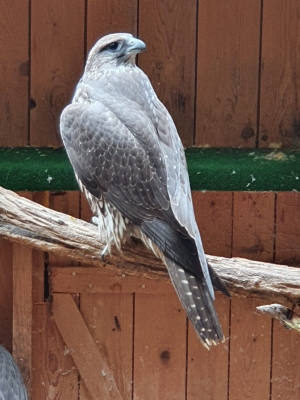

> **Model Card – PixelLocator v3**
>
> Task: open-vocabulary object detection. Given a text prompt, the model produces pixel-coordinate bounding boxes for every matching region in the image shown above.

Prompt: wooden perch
[257,304,300,334]
[0,186,300,304]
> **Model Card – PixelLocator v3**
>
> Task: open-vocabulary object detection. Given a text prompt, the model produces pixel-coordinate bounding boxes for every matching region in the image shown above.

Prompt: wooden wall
[1,0,300,148]
[1,0,300,399]
[0,191,300,399]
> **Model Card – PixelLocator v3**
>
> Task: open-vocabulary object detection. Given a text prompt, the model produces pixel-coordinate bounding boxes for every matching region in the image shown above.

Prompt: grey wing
[0,346,28,400]
[153,100,214,298]
[60,101,205,276]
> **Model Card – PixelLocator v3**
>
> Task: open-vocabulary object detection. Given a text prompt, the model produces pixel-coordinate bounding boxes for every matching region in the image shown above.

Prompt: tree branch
[0,186,300,305]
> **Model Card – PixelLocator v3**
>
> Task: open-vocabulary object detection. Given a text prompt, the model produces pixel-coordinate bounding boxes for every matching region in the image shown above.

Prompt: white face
[85,33,146,75]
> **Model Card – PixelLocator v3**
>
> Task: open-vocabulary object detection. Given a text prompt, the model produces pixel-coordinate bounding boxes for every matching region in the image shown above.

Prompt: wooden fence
[1,0,300,399]
[1,0,300,149]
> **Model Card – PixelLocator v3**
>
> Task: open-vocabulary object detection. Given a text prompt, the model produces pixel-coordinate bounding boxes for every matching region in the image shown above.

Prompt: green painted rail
[0,147,299,192]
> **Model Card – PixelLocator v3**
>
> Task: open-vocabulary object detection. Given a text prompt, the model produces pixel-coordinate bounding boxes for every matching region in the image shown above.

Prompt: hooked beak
[127,38,146,54]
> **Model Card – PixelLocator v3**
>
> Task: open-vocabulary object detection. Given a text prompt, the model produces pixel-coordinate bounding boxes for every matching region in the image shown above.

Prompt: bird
[60,32,229,348]
[0,345,28,400]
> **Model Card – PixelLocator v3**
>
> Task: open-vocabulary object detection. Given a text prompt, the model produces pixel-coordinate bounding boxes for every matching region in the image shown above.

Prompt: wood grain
[271,311,300,399]
[229,298,272,400]
[230,192,274,400]
[86,0,137,51]
[260,1,300,148]
[32,303,78,399]
[30,0,85,146]
[232,192,275,262]
[80,293,134,400]
[196,0,261,147]
[188,192,232,399]
[1,187,300,304]
[0,240,13,350]
[49,191,80,266]
[275,192,300,265]
[133,293,187,400]
[139,0,197,146]
[50,266,173,295]
[12,243,32,397]
[0,0,28,146]
[192,191,233,257]
[52,293,122,399]
[187,293,230,400]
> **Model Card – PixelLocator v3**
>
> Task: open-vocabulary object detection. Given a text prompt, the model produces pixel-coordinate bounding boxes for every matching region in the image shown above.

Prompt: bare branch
[257,304,300,333]
[1,186,300,304]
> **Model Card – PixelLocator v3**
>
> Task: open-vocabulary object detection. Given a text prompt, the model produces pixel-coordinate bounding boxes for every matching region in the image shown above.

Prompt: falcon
[0,346,28,400]
[60,33,229,348]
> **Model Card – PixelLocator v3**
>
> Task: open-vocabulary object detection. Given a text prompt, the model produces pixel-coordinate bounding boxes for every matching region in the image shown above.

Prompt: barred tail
[165,258,225,349]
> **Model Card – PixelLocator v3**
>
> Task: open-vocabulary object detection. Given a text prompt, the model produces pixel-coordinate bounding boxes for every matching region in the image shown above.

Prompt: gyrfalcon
[60,33,229,348]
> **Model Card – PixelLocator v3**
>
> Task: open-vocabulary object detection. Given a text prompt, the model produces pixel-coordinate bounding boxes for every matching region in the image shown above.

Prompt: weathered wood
[1,187,300,304]
[196,0,261,147]
[133,293,186,400]
[138,0,197,146]
[187,294,230,399]
[12,243,32,398]
[0,239,13,350]
[80,293,134,400]
[52,293,123,400]
[257,304,300,333]
[32,303,78,399]
[30,0,85,146]
[0,0,28,146]
[86,0,137,51]
[260,0,300,148]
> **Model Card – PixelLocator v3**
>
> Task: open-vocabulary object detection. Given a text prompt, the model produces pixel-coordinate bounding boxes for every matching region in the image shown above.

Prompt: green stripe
[0,147,299,192]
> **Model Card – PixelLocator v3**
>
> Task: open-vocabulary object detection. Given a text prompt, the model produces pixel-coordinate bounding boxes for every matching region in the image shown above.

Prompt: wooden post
[12,243,32,398]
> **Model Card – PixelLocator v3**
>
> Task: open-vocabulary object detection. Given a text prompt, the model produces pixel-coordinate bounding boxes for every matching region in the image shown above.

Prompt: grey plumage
[0,346,28,400]
[60,33,229,348]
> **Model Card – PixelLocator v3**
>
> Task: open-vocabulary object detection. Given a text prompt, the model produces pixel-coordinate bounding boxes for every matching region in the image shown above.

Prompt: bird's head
[84,33,146,79]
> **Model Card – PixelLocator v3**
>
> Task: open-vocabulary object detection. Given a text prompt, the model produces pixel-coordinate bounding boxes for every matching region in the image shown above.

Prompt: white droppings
[47,175,53,183]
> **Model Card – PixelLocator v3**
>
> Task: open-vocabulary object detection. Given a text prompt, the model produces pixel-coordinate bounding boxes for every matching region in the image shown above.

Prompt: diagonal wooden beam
[52,293,123,400]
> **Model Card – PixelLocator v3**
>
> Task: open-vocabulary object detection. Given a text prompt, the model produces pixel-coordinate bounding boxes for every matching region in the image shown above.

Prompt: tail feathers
[165,258,225,349]
[207,262,231,298]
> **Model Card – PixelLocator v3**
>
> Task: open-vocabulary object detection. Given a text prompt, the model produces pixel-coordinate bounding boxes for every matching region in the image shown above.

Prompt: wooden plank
[229,298,272,400]
[32,303,78,399]
[0,0,28,146]
[52,293,123,400]
[187,192,232,399]
[12,243,32,397]
[271,311,300,399]
[275,192,300,265]
[49,191,80,266]
[32,192,49,303]
[50,266,173,294]
[230,192,274,399]
[0,240,13,350]
[187,293,230,400]
[196,0,261,147]
[30,0,85,146]
[133,293,186,400]
[232,192,275,262]
[138,0,197,146]
[192,191,233,257]
[272,192,300,398]
[260,1,300,148]
[80,192,94,223]
[86,0,137,51]
[80,293,134,399]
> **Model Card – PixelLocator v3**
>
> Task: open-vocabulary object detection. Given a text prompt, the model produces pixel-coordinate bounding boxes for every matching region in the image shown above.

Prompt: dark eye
[108,42,119,51]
